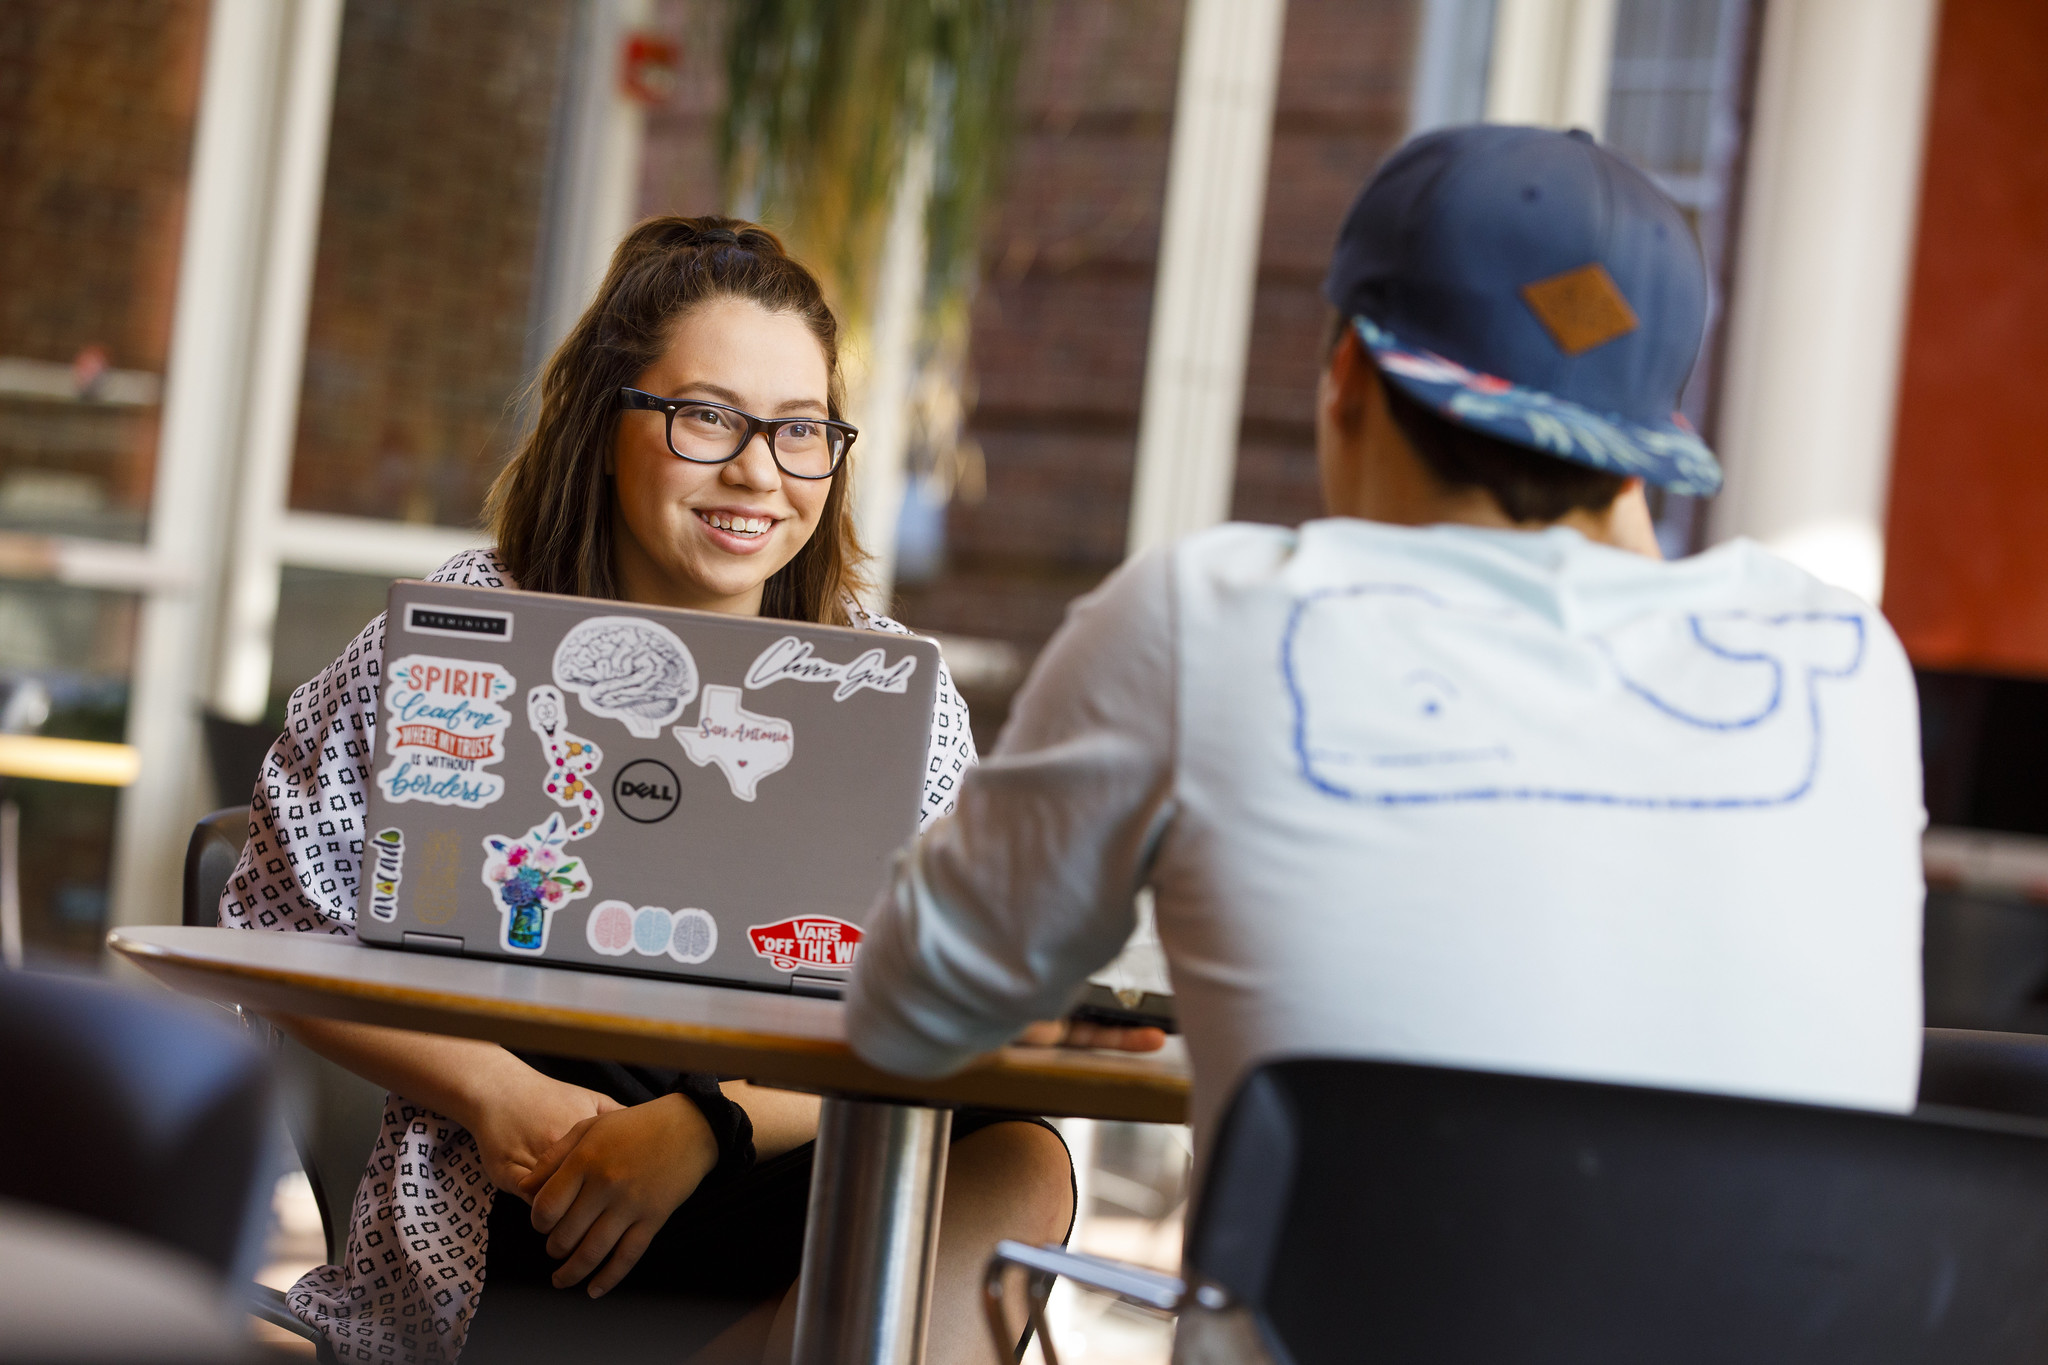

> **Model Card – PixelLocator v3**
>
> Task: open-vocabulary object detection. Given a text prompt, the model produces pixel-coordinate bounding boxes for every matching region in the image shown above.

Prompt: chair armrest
[984,1239,1185,1365]
[247,1282,321,1343]
[993,1240,1186,1310]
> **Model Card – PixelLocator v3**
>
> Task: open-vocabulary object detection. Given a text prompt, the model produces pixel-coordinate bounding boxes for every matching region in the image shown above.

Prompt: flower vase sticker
[481,813,591,955]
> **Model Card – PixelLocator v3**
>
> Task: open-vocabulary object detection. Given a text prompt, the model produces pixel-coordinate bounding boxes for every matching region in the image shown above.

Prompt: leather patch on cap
[1520,263,1640,356]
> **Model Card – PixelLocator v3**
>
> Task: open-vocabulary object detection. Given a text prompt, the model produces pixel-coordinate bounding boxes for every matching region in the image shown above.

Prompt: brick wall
[1233,0,1419,528]
[892,0,1186,741]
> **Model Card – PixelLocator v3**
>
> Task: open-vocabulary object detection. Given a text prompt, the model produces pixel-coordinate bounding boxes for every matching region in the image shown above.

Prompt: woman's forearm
[720,1080,820,1161]
[283,1014,821,1159]
[272,1014,532,1131]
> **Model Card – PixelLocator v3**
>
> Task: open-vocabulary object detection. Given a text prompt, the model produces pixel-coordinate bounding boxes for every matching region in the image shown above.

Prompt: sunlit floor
[249,1171,324,1356]
[1023,1214,1181,1364]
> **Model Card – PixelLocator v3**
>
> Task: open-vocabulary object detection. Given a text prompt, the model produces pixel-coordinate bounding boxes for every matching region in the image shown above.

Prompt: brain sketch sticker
[553,616,698,738]
[1283,583,1867,809]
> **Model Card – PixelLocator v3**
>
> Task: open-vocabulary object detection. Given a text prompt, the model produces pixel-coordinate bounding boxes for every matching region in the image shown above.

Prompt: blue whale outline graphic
[1279,583,1866,810]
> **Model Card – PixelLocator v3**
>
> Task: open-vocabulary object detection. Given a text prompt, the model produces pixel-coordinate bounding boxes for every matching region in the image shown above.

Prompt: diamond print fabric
[220,548,976,1361]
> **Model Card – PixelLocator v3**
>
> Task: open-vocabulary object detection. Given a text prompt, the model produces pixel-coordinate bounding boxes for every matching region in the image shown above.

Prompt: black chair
[182,810,386,1360]
[183,805,252,929]
[1920,1026,2048,1119]
[182,809,387,1268]
[0,968,279,1283]
[990,1057,2048,1364]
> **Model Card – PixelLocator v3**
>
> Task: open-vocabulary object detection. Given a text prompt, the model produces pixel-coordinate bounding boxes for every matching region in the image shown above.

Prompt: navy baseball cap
[1322,124,1720,495]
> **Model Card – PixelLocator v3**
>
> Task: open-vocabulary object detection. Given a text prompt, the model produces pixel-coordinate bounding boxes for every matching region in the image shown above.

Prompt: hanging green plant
[719,0,1033,334]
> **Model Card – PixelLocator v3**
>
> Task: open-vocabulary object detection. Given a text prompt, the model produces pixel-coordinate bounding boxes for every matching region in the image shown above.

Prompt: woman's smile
[691,504,782,553]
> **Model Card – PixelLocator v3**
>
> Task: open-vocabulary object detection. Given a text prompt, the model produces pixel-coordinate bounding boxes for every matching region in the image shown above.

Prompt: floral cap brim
[1355,315,1724,497]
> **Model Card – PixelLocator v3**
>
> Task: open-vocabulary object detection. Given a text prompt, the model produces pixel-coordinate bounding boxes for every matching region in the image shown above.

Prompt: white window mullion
[107,0,343,930]
[1125,0,1289,558]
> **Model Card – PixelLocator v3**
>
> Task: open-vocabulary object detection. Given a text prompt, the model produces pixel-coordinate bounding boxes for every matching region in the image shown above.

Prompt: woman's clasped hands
[516,1094,722,1298]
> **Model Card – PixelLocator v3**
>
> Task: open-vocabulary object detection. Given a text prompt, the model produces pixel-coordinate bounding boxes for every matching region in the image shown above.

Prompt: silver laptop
[357,580,939,997]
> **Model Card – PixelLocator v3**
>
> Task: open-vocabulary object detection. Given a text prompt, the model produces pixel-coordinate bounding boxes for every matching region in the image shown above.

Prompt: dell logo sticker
[613,758,682,823]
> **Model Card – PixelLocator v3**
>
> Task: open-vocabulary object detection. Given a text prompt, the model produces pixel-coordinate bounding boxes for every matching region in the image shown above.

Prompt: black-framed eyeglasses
[619,388,856,480]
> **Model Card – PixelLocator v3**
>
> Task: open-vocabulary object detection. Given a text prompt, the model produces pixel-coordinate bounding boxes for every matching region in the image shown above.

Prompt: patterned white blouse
[219,548,977,1363]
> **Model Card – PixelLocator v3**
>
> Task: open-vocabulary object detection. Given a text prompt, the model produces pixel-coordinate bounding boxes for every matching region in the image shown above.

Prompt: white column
[1705,0,1943,603]
[1484,0,1619,134]
[108,0,338,927]
[1124,0,1288,557]
[851,131,935,612]
[210,0,346,722]
[530,0,652,362]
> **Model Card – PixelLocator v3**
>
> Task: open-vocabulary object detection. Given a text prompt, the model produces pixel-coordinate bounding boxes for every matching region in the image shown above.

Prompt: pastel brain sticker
[586,900,719,965]
[553,616,698,738]
[481,813,590,955]
[675,685,793,801]
[379,656,515,808]
[527,685,603,838]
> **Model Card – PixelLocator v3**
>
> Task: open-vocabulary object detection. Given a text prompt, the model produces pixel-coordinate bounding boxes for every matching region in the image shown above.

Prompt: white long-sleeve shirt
[847,519,1926,1151]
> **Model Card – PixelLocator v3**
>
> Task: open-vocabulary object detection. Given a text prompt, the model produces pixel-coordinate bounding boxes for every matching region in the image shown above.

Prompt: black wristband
[670,1071,755,1187]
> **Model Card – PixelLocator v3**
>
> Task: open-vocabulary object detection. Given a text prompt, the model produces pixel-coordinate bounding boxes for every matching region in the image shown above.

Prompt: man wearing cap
[849,121,1923,1229]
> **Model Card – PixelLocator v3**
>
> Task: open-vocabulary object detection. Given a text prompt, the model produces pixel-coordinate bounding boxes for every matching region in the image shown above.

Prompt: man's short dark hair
[1376,371,1627,524]
[1326,310,1627,524]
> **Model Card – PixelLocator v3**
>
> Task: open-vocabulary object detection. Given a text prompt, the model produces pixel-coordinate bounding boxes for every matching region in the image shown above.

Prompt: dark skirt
[461,1054,1066,1362]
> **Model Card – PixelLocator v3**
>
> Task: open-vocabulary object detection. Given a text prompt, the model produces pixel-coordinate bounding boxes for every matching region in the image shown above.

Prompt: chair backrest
[0,969,278,1282]
[182,805,250,928]
[178,807,386,1266]
[1186,1057,2048,1365]
[1920,1026,2048,1121]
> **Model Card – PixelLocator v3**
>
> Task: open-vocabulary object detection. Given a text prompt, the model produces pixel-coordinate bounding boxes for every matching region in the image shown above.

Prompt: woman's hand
[464,1070,623,1194]
[517,1094,720,1297]
[1017,1018,1170,1053]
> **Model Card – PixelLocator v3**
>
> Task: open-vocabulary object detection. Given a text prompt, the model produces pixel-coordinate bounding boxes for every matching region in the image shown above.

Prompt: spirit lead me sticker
[377,655,515,808]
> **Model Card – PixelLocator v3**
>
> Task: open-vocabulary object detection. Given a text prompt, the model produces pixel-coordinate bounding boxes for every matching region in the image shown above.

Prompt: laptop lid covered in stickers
[355,579,940,995]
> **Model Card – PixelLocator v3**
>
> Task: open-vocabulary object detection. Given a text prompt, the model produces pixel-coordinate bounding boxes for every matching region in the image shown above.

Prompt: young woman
[220,218,1075,1364]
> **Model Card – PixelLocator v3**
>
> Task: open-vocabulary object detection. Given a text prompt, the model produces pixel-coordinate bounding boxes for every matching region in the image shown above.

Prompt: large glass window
[0,1,204,965]
[286,0,574,530]
[0,1,206,543]
[1602,0,1760,555]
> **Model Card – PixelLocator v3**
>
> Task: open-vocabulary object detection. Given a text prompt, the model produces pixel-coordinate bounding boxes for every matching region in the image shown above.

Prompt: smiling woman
[215,216,1074,1365]
[487,218,867,622]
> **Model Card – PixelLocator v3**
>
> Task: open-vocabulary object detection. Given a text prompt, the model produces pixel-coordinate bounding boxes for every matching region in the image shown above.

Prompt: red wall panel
[1883,0,2048,673]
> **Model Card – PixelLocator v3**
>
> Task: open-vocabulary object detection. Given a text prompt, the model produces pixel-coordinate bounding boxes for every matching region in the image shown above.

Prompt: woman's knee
[947,1122,1075,1243]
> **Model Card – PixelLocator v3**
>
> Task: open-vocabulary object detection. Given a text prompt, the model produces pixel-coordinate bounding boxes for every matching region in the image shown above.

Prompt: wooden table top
[109,926,1190,1124]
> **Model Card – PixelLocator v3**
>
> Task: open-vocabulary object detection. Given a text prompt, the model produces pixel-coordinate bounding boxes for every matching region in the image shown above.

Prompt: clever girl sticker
[747,915,863,971]
[378,655,515,808]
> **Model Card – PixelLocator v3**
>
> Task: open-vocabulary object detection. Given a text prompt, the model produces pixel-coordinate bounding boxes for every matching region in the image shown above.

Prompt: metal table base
[791,1097,952,1365]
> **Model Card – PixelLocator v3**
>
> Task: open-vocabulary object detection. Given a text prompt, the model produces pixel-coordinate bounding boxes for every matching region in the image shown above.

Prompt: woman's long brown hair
[485,215,867,622]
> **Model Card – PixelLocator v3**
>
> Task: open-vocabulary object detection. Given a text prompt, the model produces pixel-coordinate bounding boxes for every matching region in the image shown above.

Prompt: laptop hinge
[402,931,465,953]
[789,973,845,1000]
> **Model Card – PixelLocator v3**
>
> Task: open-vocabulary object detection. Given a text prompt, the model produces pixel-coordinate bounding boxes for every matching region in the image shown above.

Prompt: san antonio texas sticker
[379,655,514,808]
[747,915,863,971]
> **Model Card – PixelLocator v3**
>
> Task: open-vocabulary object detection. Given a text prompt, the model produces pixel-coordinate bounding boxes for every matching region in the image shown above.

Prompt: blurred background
[0,0,2042,1358]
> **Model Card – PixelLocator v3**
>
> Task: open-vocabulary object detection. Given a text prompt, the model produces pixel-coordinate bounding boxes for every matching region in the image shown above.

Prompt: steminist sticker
[378,655,515,808]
